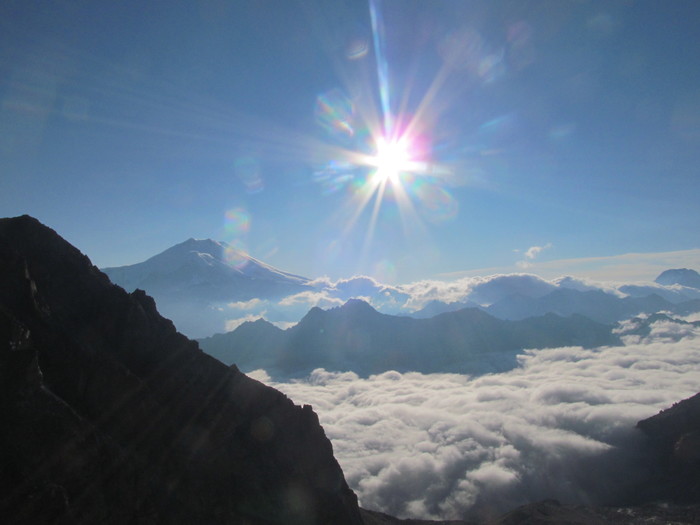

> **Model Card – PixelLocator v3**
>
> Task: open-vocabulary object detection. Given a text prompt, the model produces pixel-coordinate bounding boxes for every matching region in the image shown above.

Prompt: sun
[371,136,412,184]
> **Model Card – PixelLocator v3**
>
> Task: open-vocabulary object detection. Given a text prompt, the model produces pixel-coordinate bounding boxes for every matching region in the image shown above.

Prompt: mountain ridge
[198,299,619,378]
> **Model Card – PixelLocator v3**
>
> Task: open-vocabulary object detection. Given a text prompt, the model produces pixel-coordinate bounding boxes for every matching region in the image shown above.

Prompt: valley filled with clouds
[250,317,700,520]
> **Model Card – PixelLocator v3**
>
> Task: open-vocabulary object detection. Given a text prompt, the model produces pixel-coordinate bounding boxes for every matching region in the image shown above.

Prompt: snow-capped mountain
[102,238,312,337]
[103,238,309,299]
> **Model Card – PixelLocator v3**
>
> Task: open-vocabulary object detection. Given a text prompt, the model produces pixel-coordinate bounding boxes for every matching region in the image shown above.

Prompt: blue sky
[2,0,699,283]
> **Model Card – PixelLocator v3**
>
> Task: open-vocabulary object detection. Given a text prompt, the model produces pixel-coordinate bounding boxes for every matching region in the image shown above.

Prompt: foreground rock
[492,499,700,524]
[636,391,700,504]
[362,500,700,524]
[0,215,361,524]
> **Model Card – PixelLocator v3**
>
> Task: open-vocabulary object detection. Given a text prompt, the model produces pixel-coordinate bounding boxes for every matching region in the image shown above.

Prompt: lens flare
[223,207,251,269]
[234,156,264,194]
[315,89,355,141]
[224,207,250,235]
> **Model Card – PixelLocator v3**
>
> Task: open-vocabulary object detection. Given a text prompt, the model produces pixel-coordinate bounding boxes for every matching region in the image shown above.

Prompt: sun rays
[309,0,461,272]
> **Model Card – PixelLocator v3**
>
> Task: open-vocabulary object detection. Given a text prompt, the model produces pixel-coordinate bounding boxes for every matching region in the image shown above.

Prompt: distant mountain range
[411,269,700,323]
[102,238,700,343]
[198,299,619,378]
[484,288,700,323]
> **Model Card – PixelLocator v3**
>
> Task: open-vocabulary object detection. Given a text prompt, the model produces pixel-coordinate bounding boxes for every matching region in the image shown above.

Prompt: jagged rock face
[0,215,362,525]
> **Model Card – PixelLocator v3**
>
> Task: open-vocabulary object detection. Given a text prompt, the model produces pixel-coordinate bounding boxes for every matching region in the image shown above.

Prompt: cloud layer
[251,323,700,520]
[220,271,700,332]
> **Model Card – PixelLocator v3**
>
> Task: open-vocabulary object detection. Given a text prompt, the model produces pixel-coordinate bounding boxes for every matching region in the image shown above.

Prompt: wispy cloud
[227,298,264,309]
[516,243,553,269]
[525,243,552,260]
[224,313,264,331]
[278,290,344,308]
[440,248,700,282]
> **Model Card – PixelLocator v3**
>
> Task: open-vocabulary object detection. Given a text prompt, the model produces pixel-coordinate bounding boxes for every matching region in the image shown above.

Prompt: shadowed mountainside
[198,299,619,378]
[636,392,700,504]
[0,215,361,524]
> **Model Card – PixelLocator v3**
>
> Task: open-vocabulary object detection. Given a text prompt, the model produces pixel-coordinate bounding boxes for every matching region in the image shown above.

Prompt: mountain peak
[340,298,376,312]
[331,299,379,319]
[655,268,700,289]
[101,237,311,337]
[159,237,228,260]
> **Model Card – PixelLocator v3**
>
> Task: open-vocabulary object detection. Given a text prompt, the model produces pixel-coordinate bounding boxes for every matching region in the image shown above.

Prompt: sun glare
[372,136,411,184]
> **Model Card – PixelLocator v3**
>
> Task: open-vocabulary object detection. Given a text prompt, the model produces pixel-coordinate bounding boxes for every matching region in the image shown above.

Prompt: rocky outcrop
[490,499,700,525]
[0,215,362,524]
[360,508,474,524]
[636,392,700,504]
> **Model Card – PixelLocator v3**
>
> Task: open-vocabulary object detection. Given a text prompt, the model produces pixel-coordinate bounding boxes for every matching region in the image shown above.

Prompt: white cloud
[516,243,553,269]
[400,273,556,308]
[615,313,700,345]
[524,243,552,260]
[227,298,265,309]
[260,337,700,520]
[278,290,345,308]
[684,312,700,323]
[224,313,264,331]
[270,320,296,330]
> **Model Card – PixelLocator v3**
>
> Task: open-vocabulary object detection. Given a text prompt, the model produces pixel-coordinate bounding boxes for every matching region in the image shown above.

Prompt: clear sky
[2,0,699,283]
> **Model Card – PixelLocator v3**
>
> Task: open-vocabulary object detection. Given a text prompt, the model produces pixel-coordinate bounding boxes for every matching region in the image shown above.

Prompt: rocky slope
[0,215,361,524]
[636,391,700,504]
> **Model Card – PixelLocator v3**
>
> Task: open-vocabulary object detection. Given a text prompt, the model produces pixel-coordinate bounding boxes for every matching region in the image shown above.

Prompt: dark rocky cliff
[636,392,700,504]
[0,215,362,524]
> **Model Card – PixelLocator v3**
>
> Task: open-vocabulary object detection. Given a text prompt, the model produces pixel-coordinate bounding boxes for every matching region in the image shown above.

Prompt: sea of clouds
[249,317,700,520]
